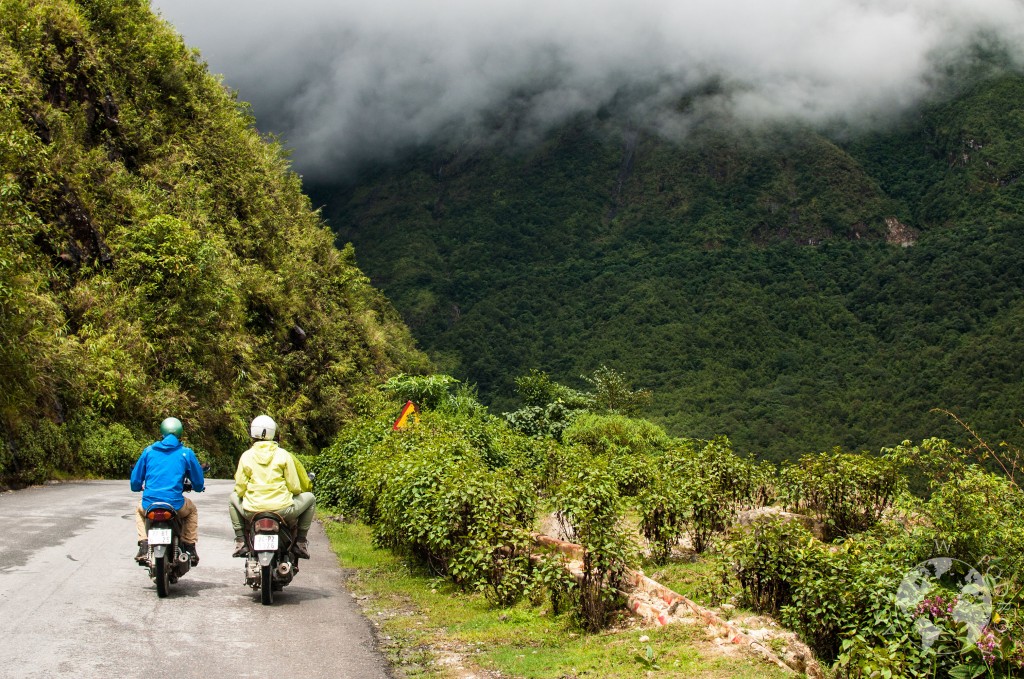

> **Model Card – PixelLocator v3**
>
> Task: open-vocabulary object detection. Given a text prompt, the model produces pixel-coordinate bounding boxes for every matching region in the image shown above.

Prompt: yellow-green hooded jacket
[233,441,311,512]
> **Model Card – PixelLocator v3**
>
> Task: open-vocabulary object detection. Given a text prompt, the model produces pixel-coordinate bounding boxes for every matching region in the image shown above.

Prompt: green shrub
[781,448,905,541]
[75,419,145,478]
[554,463,634,630]
[637,477,689,563]
[661,437,770,553]
[2,419,72,485]
[379,373,458,410]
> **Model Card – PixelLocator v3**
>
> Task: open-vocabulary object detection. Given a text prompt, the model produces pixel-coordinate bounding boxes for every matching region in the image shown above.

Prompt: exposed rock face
[885,216,918,247]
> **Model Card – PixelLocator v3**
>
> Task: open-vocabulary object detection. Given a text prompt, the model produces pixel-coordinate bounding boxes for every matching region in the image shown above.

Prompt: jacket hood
[152,434,181,453]
[251,440,279,465]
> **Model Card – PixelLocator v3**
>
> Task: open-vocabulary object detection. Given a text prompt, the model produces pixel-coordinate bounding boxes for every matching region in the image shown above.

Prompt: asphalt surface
[0,479,392,679]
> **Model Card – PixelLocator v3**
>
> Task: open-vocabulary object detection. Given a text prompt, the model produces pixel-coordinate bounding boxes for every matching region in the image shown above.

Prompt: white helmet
[250,415,277,441]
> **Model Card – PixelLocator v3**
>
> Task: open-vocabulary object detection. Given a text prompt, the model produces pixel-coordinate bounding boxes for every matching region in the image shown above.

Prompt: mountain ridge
[315,70,1024,461]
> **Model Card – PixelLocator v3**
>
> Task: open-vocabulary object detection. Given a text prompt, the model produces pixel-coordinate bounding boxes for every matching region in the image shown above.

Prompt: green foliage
[74,419,146,478]
[581,365,653,416]
[729,515,809,617]
[728,438,1024,676]
[314,404,545,607]
[563,412,670,458]
[0,0,425,482]
[553,462,634,631]
[321,69,1024,464]
[515,369,592,409]
[781,448,905,541]
[677,437,774,553]
[379,373,459,410]
[637,477,689,563]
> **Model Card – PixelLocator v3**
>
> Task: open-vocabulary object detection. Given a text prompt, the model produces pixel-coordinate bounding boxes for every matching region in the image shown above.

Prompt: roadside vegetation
[314,371,1024,678]
[324,515,790,678]
[0,0,425,485]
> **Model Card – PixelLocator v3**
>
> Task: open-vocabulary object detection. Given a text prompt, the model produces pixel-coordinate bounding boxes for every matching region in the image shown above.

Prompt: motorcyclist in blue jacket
[130,417,206,564]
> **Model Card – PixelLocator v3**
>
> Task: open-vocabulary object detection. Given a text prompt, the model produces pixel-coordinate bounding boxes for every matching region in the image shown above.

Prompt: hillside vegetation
[318,72,1024,462]
[313,374,1024,677]
[0,0,426,483]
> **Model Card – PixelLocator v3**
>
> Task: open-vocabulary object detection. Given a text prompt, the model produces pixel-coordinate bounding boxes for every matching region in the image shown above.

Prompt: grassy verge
[324,517,793,678]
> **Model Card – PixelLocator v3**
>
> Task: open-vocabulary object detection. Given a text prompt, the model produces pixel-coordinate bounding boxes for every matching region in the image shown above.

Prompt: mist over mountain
[149,2,1024,460]
[310,69,1024,461]
[155,0,1024,180]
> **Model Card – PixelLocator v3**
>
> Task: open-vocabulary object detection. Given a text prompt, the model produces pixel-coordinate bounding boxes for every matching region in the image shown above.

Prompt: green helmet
[160,417,183,438]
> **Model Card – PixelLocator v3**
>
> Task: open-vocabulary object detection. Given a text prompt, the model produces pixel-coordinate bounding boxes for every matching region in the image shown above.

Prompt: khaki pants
[228,492,316,539]
[135,497,198,544]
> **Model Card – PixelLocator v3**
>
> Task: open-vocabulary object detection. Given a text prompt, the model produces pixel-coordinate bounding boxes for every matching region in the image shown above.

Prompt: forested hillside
[0,0,426,484]
[317,71,1024,462]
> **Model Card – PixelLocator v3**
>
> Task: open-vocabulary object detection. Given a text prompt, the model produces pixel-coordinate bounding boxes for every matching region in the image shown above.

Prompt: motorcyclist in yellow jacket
[229,415,315,559]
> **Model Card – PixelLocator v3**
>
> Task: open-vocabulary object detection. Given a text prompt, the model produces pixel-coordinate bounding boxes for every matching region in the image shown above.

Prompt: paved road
[0,479,392,679]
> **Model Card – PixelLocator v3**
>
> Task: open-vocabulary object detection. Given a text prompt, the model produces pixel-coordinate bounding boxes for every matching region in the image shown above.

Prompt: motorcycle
[242,511,299,605]
[140,473,202,597]
[142,502,193,598]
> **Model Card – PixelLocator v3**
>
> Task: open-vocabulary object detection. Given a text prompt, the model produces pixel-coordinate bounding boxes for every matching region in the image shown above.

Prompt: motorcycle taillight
[254,518,279,533]
[147,508,173,521]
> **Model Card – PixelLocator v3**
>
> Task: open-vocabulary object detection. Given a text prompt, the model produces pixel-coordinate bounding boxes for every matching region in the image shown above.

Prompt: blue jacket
[130,435,205,510]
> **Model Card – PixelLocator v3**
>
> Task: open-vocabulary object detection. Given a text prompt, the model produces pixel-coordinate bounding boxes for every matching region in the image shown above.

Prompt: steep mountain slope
[317,73,1024,461]
[0,0,426,483]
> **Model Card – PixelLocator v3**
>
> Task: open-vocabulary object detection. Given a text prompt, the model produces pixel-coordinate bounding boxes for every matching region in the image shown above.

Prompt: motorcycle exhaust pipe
[276,561,291,577]
[177,551,191,565]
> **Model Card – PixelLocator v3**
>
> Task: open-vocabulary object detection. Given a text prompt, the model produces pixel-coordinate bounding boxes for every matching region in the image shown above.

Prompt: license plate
[253,534,278,551]
[148,528,172,545]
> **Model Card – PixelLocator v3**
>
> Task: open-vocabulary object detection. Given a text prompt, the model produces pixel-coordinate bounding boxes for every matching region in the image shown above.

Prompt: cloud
[153,0,1024,179]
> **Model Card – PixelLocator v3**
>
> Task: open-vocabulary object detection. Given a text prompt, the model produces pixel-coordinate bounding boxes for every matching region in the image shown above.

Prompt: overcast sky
[152,0,1024,180]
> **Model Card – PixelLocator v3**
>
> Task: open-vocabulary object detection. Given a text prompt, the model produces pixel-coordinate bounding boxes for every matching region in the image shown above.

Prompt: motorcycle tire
[260,564,273,605]
[155,555,170,598]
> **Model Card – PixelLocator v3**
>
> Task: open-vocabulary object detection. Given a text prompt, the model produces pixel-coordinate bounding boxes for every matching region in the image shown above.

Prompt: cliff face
[0,0,427,482]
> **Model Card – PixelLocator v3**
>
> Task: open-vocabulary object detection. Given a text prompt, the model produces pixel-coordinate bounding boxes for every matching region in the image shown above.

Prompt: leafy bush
[314,406,543,606]
[562,412,670,457]
[637,477,689,563]
[75,419,145,478]
[379,373,459,410]
[730,516,808,616]
[730,439,1024,676]
[553,463,634,631]
[1,419,72,485]
[781,448,905,541]
[672,437,771,553]
[504,370,592,440]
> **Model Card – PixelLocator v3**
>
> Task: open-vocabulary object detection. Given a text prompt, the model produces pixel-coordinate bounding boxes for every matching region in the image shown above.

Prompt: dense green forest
[0,0,426,484]
[315,71,1024,462]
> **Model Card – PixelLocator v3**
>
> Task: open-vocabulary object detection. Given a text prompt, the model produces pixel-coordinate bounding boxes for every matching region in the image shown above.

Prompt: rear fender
[152,545,168,559]
[256,551,275,567]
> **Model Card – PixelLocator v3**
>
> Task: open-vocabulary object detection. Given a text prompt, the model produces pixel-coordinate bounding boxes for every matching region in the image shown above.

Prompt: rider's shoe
[293,539,310,559]
[135,540,149,564]
[181,542,199,566]
[232,537,248,558]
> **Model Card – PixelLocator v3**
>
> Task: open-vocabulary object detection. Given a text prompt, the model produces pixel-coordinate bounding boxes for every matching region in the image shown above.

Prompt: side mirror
[200,462,212,473]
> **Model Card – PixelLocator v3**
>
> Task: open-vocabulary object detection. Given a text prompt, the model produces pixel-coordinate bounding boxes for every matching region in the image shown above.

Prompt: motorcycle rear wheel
[260,564,273,605]
[155,555,169,598]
